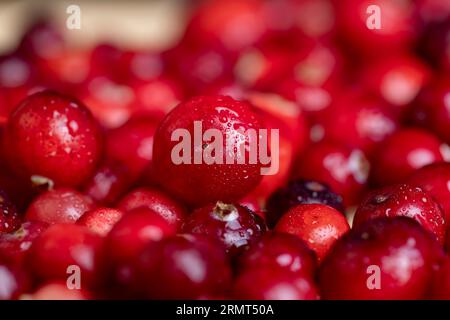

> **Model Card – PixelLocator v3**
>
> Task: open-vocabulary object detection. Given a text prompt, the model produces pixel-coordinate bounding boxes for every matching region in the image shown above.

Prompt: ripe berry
[237,232,316,277]
[134,234,231,299]
[407,163,450,221]
[233,267,319,300]
[319,217,443,299]
[152,95,263,206]
[0,189,20,233]
[353,184,446,244]
[117,187,187,230]
[275,204,350,261]
[294,142,370,205]
[266,179,344,228]
[430,257,450,299]
[3,90,103,188]
[370,129,444,186]
[76,207,124,236]
[26,224,103,288]
[182,201,267,255]
[25,188,94,224]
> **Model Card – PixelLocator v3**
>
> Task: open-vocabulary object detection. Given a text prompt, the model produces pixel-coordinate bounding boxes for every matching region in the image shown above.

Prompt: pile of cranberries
[0,0,449,300]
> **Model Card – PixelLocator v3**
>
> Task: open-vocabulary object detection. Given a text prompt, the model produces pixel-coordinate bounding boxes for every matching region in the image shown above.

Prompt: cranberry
[152,95,263,206]
[26,224,103,288]
[275,204,349,261]
[370,129,444,186]
[182,201,267,255]
[116,50,164,83]
[407,162,450,221]
[294,141,370,206]
[26,281,91,300]
[134,234,231,299]
[417,20,450,72]
[117,187,187,230]
[0,221,48,265]
[266,179,344,228]
[319,217,443,299]
[233,267,318,300]
[430,257,450,299]
[0,189,20,233]
[353,184,446,244]
[25,188,94,225]
[237,232,316,277]
[76,207,124,236]
[3,90,103,188]
[0,263,29,300]
[106,114,159,179]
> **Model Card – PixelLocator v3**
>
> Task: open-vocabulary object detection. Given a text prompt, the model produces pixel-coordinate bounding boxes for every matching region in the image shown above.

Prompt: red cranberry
[76,207,124,236]
[294,141,370,206]
[417,20,450,72]
[25,188,94,225]
[353,184,446,244]
[134,234,231,299]
[106,114,159,179]
[233,267,318,300]
[319,217,443,299]
[0,221,48,265]
[407,162,450,221]
[370,129,444,186]
[182,201,267,255]
[430,257,450,299]
[117,187,187,230]
[275,204,349,261]
[0,263,29,300]
[0,189,20,233]
[266,179,344,228]
[237,232,316,277]
[152,95,263,206]
[26,281,91,300]
[26,224,103,288]
[116,50,164,83]
[3,90,103,188]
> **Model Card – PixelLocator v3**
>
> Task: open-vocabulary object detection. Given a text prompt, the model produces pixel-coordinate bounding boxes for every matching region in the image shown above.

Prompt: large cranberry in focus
[134,234,231,299]
[182,201,266,256]
[407,163,450,221]
[370,128,444,186]
[266,179,344,228]
[3,91,103,188]
[152,95,263,206]
[275,204,350,261]
[25,188,94,224]
[319,217,443,299]
[353,184,446,244]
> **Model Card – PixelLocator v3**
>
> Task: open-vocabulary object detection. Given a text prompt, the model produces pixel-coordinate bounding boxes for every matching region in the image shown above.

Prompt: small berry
[26,281,91,300]
[76,207,124,236]
[0,263,29,300]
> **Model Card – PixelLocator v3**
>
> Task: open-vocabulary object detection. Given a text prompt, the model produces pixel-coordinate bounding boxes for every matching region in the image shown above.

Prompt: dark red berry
[25,188,94,225]
[3,90,103,188]
[275,204,350,261]
[134,234,231,299]
[319,217,443,299]
[430,257,450,299]
[152,95,264,206]
[76,207,124,236]
[266,179,344,228]
[354,184,446,244]
[0,189,20,233]
[183,201,267,255]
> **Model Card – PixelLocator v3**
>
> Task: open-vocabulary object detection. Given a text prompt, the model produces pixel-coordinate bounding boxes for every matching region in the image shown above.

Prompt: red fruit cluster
[0,0,448,300]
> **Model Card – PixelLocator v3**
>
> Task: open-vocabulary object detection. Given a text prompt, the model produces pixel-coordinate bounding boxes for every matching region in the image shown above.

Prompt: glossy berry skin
[0,263,29,300]
[266,179,344,228]
[353,184,446,244]
[407,163,450,221]
[117,188,187,230]
[237,232,317,277]
[233,267,318,300]
[76,207,124,236]
[0,221,48,265]
[275,204,350,261]
[294,142,370,205]
[0,189,21,233]
[26,224,103,288]
[182,201,267,256]
[371,129,444,186]
[152,95,263,206]
[3,90,103,188]
[25,188,94,225]
[134,234,231,299]
[319,217,443,300]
